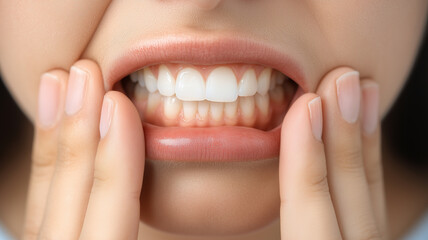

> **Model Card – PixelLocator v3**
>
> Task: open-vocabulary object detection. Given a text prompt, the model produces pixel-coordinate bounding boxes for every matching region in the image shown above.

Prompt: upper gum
[141,63,268,81]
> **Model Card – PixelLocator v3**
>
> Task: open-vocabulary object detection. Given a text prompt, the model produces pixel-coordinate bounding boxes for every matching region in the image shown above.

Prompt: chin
[139,158,280,236]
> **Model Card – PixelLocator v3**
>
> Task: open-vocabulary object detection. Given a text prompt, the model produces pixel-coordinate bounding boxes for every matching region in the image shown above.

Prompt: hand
[22,60,145,239]
[279,67,387,239]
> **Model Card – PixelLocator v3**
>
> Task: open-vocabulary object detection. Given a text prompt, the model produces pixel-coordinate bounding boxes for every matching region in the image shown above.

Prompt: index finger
[279,93,341,240]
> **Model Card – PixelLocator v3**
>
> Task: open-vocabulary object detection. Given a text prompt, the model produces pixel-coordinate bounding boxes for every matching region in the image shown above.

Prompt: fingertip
[72,59,103,81]
[317,66,358,94]
[100,91,144,149]
[37,70,68,130]
[281,93,321,140]
[361,80,380,136]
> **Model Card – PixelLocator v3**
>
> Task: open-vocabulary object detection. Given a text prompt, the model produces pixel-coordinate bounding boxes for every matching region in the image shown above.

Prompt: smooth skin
[23,60,385,239]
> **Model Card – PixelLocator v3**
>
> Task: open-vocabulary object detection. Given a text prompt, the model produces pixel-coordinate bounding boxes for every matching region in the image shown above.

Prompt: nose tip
[189,0,222,10]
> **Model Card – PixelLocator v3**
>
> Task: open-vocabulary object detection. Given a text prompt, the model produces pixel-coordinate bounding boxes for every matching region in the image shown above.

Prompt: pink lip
[106,34,306,162]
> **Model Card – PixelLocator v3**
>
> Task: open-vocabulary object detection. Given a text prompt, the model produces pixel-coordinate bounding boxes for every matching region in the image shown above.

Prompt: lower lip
[143,87,303,162]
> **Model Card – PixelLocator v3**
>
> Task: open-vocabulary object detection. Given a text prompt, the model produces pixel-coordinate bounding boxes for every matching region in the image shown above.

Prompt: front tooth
[157,65,175,96]
[198,101,209,119]
[206,67,238,102]
[238,69,258,96]
[225,101,238,119]
[164,96,182,119]
[176,68,205,101]
[144,68,158,93]
[210,102,224,121]
[183,101,197,121]
[240,96,255,119]
[255,93,269,116]
[257,68,272,95]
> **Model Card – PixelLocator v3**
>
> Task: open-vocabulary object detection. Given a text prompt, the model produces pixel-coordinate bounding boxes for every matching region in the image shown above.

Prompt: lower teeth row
[132,84,286,128]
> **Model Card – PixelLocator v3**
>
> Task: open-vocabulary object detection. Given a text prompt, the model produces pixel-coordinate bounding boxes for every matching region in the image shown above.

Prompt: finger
[39,60,105,239]
[317,68,381,239]
[80,91,145,240]
[280,93,341,240]
[23,71,67,240]
[361,80,388,237]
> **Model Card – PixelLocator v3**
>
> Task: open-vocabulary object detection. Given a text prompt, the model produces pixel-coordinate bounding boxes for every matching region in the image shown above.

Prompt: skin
[0,0,428,239]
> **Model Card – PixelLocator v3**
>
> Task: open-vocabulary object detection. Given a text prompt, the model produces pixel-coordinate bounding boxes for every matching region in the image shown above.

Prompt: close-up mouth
[106,34,305,162]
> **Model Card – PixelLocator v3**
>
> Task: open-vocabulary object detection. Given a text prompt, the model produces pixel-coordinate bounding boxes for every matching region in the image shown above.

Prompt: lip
[106,33,305,162]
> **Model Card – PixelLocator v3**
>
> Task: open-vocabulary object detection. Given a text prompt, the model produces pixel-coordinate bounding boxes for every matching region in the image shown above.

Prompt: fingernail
[38,73,62,128]
[336,71,361,123]
[100,96,114,139]
[362,82,379,135]
[308,96,323,141]
[65,66,88,116]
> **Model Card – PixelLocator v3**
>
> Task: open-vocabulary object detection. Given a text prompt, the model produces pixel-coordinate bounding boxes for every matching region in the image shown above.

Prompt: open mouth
[120,63,296,130]
[106,35,305,162]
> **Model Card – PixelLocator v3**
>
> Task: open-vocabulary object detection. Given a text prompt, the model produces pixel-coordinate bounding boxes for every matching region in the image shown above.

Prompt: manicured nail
[38,73,62,128]
[362,82,379,135]
[99,97,114,139]
[336,71,361,123]
[65,66,88,116]
[308,96,323,141]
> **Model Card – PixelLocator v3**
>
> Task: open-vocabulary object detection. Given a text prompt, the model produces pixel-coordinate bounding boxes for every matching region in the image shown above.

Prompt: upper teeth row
[130,65,285,103]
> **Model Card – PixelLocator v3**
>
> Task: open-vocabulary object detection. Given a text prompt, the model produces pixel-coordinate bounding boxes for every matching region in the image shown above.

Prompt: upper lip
[104,32,307,92]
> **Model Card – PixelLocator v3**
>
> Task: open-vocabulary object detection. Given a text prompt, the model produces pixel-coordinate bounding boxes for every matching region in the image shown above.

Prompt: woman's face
[1,0,427,236]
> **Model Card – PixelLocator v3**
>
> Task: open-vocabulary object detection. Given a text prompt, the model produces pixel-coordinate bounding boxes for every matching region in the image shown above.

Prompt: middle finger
[316,67,380,239]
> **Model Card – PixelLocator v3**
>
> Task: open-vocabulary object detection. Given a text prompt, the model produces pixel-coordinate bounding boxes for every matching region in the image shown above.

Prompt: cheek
[308,0,428,117]
[0,1,110,121]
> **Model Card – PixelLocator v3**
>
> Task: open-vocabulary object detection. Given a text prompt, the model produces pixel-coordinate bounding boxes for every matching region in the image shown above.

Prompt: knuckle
[56,141,82,169]
[304,161,330,195]
[306,173,330,195]
[332,147,364,172]
[92,166,113,190]
[32,144,57,169]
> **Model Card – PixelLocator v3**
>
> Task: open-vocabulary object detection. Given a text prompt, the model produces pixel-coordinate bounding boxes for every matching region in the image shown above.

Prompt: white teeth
[164,96,182,119]
[238,69,258,97]
[146,92,162,114]
[257,68,272,95]
[176,68,205,101]
[157,65,175,96]
[182,101,197,121]
[198,101,209,119]
[255,93,269,116]
[206,67,238,102]
[210,102,224,121]
[240,96,255,119]
[137,70,145,88]
[225,101,238,119]
[129,65,285,126]
[144,68,158,93]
